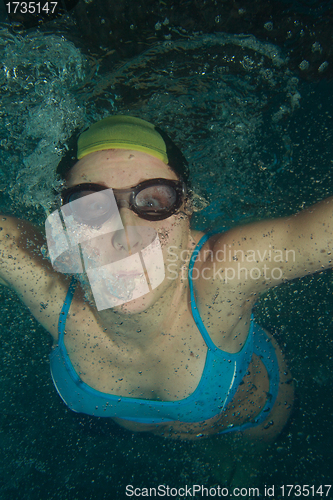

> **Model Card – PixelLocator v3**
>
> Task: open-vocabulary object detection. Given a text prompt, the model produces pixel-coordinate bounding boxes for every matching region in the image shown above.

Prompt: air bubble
[312,42,323,54]
[318,61,328,73]
[299,60,310,71]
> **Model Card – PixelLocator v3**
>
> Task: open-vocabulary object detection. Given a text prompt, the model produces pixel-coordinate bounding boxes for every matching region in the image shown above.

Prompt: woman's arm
[0,215,71,339]
[197,197,333,294]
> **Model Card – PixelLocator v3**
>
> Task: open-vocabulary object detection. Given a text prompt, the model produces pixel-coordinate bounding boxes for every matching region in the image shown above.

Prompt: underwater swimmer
[0,115,332,441]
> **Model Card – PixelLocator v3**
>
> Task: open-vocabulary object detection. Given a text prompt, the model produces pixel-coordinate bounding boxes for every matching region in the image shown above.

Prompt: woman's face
[66,149,192,314]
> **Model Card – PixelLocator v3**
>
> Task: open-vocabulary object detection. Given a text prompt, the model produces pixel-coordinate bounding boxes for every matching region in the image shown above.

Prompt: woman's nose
[111,208,142,253]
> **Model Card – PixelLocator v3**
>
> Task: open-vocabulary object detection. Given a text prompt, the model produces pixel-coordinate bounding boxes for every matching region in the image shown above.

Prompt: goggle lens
[135,185,177,213]
[68,190,113,223]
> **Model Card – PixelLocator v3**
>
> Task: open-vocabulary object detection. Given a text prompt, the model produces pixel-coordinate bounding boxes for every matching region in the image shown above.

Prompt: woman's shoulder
[190,227,229,251]
[190,229,205,244]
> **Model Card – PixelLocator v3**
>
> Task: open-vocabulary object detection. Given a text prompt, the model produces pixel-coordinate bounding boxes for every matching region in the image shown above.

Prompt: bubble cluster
[0,29,90,212]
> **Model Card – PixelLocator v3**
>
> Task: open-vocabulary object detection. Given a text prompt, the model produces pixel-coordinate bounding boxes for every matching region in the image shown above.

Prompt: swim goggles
[61,178,187,224]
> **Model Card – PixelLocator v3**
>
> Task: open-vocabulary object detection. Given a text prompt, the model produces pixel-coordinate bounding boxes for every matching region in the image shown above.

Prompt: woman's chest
[61,287,253,402]
[62,310,210,401]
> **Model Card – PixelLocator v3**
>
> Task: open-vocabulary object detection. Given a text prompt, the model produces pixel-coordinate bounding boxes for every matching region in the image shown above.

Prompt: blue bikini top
[49,231,254,424]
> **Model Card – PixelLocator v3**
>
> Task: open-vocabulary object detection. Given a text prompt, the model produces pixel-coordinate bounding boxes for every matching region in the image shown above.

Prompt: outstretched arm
[0,215,71,339]
[199,197,333,293]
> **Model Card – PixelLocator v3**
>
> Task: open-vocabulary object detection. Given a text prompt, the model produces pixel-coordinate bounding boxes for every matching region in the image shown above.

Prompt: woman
[0,115,331,440]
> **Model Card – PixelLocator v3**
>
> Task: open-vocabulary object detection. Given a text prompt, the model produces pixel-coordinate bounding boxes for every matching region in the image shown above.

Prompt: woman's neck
[93,272,191,350]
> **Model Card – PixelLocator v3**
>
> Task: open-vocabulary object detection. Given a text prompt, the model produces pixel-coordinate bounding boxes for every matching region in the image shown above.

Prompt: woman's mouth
[115,271,144,279]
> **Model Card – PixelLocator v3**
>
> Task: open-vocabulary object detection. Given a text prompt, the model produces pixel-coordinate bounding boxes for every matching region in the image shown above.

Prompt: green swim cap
[57,115,189,184]
[77,115,169,163]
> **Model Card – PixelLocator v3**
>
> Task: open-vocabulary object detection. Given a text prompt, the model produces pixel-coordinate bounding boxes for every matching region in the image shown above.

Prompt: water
[0,3,333,498]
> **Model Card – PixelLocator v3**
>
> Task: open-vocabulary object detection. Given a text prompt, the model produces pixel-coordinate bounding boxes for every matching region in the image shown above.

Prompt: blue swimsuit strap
[58,276,77,343]
[188,228,227,351]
